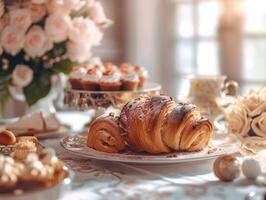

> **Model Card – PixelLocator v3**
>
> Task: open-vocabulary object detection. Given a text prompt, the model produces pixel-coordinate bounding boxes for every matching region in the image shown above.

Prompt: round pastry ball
[213,155,241,182]
[0,130,16,145]
[242,158,261,180]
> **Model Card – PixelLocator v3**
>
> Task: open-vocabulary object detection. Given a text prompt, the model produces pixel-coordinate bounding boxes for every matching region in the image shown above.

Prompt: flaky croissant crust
[119,96,213,154]
[87,113,126,153]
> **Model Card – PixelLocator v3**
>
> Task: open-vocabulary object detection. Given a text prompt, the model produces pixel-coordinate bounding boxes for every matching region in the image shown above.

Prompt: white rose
[252,112,266,138]
[24,26,51,58]
[45,14,70,43]
[88,2,107,24]
[68,17,103,45]
[9,9,32,33]
[225,105,251,137]
[1,26,25,56]
[241,92,266,117]
[12,65,33,88]
[67,42,91,63]
[29,3,46,23]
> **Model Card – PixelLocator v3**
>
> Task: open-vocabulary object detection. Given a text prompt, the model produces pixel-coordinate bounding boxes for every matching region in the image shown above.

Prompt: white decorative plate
[60,133,241,164]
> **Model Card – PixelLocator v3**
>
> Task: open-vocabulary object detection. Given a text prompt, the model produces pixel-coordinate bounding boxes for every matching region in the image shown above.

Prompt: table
[42,112,265,200]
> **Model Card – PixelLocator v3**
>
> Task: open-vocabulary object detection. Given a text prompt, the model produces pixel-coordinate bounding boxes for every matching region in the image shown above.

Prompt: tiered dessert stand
[64,82,162,117]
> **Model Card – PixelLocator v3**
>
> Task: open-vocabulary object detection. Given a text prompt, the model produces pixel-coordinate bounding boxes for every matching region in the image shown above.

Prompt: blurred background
[97,0,266,98]
[4,0,266,116]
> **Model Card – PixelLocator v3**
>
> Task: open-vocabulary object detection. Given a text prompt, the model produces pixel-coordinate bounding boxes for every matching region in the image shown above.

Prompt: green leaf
[23,73,51,106]
[0,88,11,115]
[51,59,77,75]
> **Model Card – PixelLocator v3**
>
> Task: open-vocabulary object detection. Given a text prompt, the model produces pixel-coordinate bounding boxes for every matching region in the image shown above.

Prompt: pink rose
[29,3,46,23]
[67,41,91,63]
[1,26,25,56]
[46,0,80,14]
[12,65,33,88]
[86,0,95,7]
[88,2,107,24]
[68,17,102,45]
[45,14,70,43]
[64,0,81,11]
[9,9,32,33]
[24,26,51,58]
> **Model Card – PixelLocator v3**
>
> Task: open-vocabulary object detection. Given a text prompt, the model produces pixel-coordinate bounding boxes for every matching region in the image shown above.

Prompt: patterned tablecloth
[40,139,265,200]
[40,112,265,200]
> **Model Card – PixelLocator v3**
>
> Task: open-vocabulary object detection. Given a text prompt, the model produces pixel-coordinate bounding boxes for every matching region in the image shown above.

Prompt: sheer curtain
[160,0,266,98]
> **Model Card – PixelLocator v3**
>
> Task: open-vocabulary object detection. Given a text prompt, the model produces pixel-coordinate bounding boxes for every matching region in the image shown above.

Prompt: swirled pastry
[87,113,126,153]
[119,96,213,154]
[87,96,213,154]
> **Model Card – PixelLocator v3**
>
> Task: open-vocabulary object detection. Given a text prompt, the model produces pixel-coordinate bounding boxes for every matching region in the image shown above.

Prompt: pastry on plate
[13,140,37,160]
[81,67,102,91]
[16,136,39,146]
[6,112,61,135]
[120,63,139,91]
[0,148,68,194]
[0,130,16,145]
[87,113,125,153]
[87,95,213,154]
[69,67,86,90]
[134,65,148,88]
[99,70,122,91]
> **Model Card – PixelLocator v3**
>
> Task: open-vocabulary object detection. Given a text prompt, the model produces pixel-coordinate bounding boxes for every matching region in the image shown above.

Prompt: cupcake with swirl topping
[69,67,87,90]
[134,65,149,88]
[120,63,139,91]
[81,68,102,91]
[100,70,122,91]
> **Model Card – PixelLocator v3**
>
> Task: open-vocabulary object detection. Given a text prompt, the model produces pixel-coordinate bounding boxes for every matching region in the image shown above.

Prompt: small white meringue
[242,158,262,180]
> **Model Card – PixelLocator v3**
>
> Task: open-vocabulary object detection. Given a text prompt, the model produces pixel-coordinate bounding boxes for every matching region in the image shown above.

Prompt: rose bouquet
[225,87,266,152]
[0,0,110,111]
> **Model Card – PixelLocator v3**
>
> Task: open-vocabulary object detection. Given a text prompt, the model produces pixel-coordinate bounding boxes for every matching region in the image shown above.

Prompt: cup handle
[222,80,239,96]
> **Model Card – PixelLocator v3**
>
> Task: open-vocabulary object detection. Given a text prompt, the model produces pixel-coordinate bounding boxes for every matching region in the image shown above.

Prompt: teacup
[187,75,239,121]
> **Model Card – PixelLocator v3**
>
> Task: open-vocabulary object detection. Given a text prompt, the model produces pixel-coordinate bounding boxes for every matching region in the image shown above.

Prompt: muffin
[134,65,149,88]
[100,70,122,91]
[14,141,37,160]
[121,73,139,91]
[81,68,102,91]
[69,67,86,90]
[0,130,16,145]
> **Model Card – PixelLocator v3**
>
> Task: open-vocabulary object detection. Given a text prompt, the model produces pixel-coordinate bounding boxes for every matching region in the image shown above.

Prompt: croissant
[87,95,213,154]
[87,113,126,153]
[119,96,213,154]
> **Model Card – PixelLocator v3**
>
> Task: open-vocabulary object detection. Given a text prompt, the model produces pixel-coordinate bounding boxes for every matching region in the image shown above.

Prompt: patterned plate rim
[60,134,241,164]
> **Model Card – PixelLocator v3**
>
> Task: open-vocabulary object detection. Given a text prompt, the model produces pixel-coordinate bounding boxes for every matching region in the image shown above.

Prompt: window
[173,0,266,96]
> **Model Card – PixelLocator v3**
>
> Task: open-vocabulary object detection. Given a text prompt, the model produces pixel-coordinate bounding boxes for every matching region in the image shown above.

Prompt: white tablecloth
[42,112,265,200]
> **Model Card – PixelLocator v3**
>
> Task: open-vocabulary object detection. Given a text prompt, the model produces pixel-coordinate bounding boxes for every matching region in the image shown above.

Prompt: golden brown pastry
[119,96,213,154]
[87,113,126,153]
[0,130,16,145]
[16,136,39,146]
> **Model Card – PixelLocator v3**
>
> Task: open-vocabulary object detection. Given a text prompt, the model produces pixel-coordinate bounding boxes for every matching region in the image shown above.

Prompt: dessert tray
[64,82,162,110]
[60,132,241,164]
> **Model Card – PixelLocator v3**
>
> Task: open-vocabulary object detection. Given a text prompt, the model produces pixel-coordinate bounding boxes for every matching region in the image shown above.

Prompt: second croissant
[87,95,213,154]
